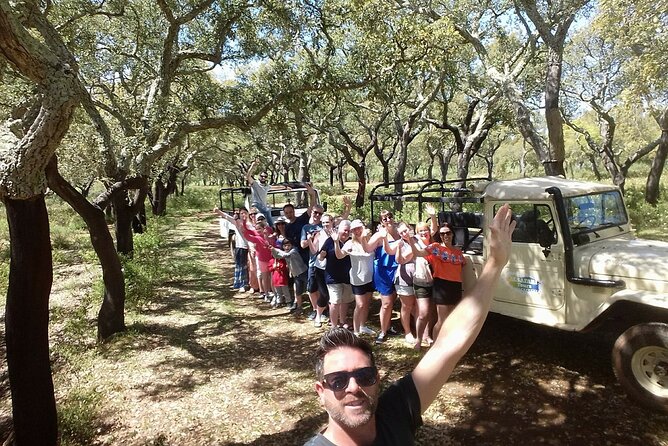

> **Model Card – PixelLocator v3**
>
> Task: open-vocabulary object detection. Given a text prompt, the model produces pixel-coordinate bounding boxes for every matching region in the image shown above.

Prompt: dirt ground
[1,215,667,445]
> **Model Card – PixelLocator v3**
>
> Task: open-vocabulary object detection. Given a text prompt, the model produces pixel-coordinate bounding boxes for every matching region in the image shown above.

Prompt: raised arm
[382,234,398,256]
[270,246,290,259]
[425,204,438,236]
[305,182,317,216]
[395,238,414,264]
[411,204,515,413]
[331,231,348,259]
[361,227,385,253]
[306,231,320,255]
[340,196,352,220]
[246,158,259,185]
[213,207,235,223]
[407,235,428,258]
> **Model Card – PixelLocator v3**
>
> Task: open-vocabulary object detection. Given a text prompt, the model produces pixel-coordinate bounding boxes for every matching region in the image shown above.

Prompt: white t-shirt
[342,239,374,285]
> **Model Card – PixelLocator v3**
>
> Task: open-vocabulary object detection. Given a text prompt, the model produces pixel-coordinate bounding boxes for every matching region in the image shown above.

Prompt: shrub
[58,388,102,446]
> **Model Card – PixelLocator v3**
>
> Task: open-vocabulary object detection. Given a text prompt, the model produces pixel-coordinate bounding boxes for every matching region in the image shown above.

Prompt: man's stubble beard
[325,390,378,429]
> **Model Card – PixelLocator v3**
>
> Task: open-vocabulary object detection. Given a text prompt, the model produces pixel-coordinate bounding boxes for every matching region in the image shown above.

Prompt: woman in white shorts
[384,222,419,348]
[334,219,375,336]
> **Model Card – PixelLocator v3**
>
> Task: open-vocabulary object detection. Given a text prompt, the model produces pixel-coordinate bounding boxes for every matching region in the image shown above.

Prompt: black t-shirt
[320,237,352,285]
[286,212,311,263]
[304,374,423,446]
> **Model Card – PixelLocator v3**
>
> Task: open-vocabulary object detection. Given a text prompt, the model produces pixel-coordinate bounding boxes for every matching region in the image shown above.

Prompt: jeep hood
[574,237,668,285]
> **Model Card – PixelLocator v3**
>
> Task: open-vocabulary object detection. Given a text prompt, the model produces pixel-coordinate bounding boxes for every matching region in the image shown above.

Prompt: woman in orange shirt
[408,222,465,340]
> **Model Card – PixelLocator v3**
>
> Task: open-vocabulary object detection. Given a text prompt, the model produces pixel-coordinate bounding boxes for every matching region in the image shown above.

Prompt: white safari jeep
[372,176,668,411]
[446,176,668,412]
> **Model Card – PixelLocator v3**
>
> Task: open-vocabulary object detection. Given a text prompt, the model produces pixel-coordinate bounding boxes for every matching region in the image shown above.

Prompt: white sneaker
[359,325,375,335]
[405,333,416,344]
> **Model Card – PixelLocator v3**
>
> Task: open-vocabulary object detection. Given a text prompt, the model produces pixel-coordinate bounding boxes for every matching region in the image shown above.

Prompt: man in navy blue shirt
[319,220,353,329]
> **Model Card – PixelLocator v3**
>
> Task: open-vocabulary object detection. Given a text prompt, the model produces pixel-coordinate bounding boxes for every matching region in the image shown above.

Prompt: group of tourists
[214,161,470,349]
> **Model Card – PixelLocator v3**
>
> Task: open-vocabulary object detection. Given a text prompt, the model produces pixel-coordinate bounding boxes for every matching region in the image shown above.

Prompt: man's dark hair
[315,328,375,380]
[283,203,295,211]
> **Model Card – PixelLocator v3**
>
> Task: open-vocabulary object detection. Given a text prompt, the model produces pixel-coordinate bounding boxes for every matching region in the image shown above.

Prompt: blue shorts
[374,265,397,296]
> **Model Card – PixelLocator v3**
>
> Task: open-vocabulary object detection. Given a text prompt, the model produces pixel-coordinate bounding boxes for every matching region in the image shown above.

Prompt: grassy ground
[0,184,667,445]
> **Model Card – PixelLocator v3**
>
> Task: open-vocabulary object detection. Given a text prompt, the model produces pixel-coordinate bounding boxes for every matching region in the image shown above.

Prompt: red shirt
[426,243,465,283]
[269,258,289,287]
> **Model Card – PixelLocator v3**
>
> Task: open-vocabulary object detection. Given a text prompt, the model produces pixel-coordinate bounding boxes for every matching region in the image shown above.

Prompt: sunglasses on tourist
[322,366,378,391]
[440,231,452,235]
[382,215,393,221]
[312,211,323,215]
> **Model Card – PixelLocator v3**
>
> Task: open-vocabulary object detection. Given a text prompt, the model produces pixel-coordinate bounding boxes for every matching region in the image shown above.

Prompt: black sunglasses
[322,366,378,391]
[440,231,452,235]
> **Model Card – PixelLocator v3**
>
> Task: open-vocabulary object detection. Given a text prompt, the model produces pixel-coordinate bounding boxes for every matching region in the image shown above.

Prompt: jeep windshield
[565,190,628,235]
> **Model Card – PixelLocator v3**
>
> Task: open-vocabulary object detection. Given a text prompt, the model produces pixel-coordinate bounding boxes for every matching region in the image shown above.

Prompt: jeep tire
[612,323,668,412]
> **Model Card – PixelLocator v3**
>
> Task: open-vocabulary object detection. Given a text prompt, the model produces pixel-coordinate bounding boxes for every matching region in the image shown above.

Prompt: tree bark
[645,109,668,204]
[46,157,126,340]
[112,193,134,256]
[352,161,367,208]
[151,178,168,216]
[4,195,57,445]
[543,48,566,176]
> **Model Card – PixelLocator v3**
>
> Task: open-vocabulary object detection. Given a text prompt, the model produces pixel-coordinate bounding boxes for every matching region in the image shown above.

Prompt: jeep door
[491,202,567,325]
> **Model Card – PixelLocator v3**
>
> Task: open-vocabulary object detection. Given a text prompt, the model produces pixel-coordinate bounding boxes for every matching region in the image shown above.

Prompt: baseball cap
[256,213,266,221]
[350,219,364,230]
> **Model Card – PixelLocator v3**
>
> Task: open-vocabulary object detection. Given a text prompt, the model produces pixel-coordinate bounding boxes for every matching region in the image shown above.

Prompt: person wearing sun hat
[333,219,376,337]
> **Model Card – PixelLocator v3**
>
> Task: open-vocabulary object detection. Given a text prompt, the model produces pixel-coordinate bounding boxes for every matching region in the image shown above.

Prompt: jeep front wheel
[612,323,668,412]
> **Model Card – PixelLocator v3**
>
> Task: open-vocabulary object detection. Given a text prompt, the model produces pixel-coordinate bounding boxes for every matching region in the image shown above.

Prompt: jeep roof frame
[368,177,490,225]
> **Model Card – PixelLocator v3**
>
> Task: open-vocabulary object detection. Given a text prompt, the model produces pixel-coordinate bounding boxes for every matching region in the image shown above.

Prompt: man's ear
[315,381,326,405]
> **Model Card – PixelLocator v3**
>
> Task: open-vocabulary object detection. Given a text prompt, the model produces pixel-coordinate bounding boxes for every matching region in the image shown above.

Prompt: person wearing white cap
[334,219,376,337]
[321,220,354,329]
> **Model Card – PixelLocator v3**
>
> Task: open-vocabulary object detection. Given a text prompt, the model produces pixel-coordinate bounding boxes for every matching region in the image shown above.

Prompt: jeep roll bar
[546,186,625,288]
[369,177,489,224]
[218,186,250,212]
[369,178,488,251]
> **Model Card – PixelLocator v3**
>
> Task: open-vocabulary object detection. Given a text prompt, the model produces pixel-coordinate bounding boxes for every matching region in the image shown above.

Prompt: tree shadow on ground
[220,412,327,446]
[432,314,667,446]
